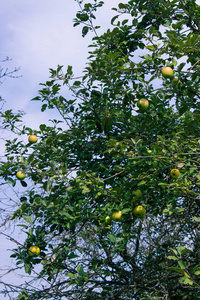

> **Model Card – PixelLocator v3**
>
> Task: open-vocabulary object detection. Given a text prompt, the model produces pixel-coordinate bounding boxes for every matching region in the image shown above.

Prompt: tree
[0,0,200,299]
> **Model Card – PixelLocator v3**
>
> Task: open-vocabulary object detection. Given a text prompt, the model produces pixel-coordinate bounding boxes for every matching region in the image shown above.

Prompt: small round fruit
[28,135,38,143]
[28,245,40,256]
[132,189,142,200]
[162,67,174,79]
[111,211,122,222]
[134,205,146,218]
[105,216,112,226]
[170,169,180,179]
[172,77,182,90]
[137,98,149,112]
[147,149,152,154]
[16,171,25,180]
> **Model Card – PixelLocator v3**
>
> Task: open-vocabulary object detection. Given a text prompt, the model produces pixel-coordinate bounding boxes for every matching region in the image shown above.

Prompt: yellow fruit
[147,149,152,154]
[137,98,149,111]
[28,135,38,143]
[170,169,180,179]
[111,211,122,222]
[105,216,112,225]
[162,67,174,79]
[133,205,146,218]
[16,171,25,180]
[98,220,102,226]
[28,246,40,256]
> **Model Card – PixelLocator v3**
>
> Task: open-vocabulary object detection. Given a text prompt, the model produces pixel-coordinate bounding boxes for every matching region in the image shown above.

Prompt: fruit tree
[0,0,200,299]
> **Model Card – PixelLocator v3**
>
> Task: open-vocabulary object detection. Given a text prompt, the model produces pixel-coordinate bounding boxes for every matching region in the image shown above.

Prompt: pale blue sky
[0,0,120,127]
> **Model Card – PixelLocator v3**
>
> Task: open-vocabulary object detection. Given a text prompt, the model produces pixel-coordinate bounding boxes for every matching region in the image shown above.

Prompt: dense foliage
[0,0,200,299]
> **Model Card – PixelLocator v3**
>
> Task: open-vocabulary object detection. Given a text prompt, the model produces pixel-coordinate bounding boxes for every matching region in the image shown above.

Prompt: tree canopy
[0,0,200,299]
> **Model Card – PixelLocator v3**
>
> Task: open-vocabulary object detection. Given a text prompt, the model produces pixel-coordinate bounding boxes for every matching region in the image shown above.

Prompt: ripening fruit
[28,245,40,256]
[132,189,142,200]
[111,211,122,222]
[172,77,182,91]
[137,98,149,112]
[133,205,146,218]
[105,216,112,226]
[162,67,174,79]
[147,149,152,154]
[28,135,38,143]
[16,171,25,180]
[170,169,180,179]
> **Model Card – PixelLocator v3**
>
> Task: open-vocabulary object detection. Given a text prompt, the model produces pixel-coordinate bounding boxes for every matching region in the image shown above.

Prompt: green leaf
[77,265,84,276]
[82,26,89,37]
[177,246,186,255]
[178,247,192,255]
[143,54,152,61]
[66,273,76,278]
[169,248,178,255]
[167,267,186,275]
[121,208,132,214]
[22,215,32,224]
[7,177,16,187]
[39,124,46,131]
[167,256,179,260]
[193,216,200,222]
[108,233,116,244]
[27,153,34,163]
[179,276,193,285]
[24,263,31,274]
[20,180,27,187]
[172,58,177,66]
[138,180,146,186]
[111,15,119,25]
[178,260,186,269]
[145,45,156,51]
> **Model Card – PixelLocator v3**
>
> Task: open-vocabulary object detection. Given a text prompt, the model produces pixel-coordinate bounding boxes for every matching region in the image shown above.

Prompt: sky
[0,0,121,129]
[0,0,122,296]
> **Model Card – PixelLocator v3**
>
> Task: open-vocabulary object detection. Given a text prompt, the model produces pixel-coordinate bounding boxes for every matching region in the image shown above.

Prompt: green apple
[170,169,180,179]
[162,67,174,79]
[28,135,38,143]
[28,245,40,256]
[111,211,122,222]
[16,171,25,180]
[137,98,149,112]
[133,205,146,218]
[172,77,182,91]
[132,189,142,200]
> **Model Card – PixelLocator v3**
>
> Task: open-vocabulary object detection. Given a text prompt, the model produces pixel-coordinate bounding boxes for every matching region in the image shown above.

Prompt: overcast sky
[0,0,121,294]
